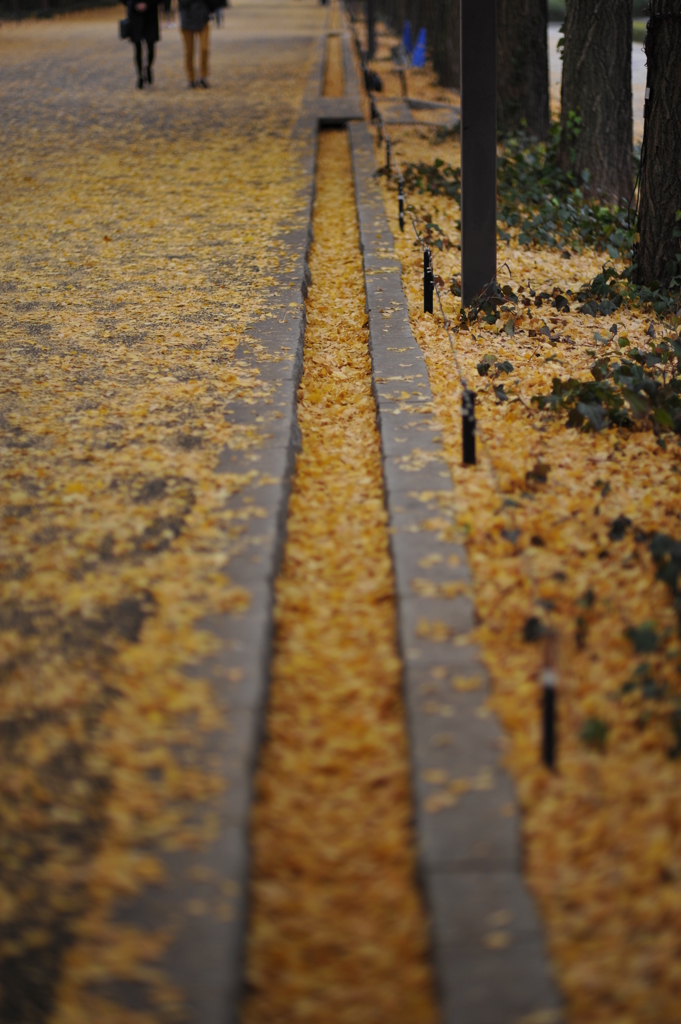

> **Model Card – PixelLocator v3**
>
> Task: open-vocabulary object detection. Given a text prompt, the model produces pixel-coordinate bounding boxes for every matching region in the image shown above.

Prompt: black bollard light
[461,388,476,464]
[540,631,559,770]
[423,247,433,314]
[398,181,405,232]
[541,669,557,769]
[385,137,392,174]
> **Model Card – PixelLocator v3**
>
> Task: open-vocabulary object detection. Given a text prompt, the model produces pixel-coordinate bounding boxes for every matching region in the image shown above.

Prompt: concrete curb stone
[347,114,564,1024]
[91,32,328,1024]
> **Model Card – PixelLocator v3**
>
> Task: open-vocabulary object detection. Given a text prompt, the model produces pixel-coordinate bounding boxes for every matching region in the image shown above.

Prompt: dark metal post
[385,137,391,173]
[398,180,405,232]
[462,389,476,464]
[460,0,497,306]
[423,248,433,313]
[542,679,556,769]
[367,0,376,59]
[541,632,558,770]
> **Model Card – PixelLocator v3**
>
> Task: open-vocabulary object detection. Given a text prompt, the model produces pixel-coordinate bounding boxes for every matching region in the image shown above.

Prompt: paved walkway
[0,6,560,1023]
[0,5,325,1022]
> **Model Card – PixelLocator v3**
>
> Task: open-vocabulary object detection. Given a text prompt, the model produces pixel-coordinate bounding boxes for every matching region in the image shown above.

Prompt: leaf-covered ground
[243,127,437,1024]
[0,5,325,1020]
[373,63,681,1024]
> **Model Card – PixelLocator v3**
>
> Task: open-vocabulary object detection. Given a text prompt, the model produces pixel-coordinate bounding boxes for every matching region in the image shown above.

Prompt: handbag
[119,17,131,39]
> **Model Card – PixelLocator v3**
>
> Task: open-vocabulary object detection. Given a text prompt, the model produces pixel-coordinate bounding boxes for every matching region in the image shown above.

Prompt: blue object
[412,27,427,68]
[402,19,412,54]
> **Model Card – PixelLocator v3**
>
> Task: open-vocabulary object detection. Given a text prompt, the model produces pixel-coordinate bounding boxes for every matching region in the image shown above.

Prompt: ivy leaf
[621,388,650,419]
[653,407,673,429]
[526,461,550,485]
[609,515,631,541]
[626,623,658,653]
[580,717,609,751]
[577,401,607,431]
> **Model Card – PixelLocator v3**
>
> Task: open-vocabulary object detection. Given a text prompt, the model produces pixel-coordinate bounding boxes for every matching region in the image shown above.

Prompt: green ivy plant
[400,124,636,257]
[532,334,681,434]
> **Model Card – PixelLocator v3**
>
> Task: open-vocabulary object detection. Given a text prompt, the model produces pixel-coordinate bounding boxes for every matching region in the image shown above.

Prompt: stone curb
[94,34,326,1024]
[347,118,564,1024]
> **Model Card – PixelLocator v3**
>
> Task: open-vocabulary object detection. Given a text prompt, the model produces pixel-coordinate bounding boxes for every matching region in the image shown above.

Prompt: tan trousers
[182,25,209,82]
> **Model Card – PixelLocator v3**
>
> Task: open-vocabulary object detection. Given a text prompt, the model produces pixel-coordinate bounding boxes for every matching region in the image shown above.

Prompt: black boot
[147,65,153,84]
[137,74,144,89]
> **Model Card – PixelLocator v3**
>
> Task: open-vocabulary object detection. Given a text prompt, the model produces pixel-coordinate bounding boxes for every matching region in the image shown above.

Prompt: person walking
[178,0,210,89]
[123,0,159,89]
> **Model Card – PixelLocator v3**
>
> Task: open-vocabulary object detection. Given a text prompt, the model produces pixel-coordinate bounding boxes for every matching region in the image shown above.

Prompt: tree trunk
[376,0,405,35]
[432,0,458,88]
[558,0,632,202]
[497,0,549,138]
[431,0,460,89]
[636,1,681,286]
[367,0,377,58]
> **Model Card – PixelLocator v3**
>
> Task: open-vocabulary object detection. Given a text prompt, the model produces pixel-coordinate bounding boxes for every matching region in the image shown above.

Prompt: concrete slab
[316,96,364,124]
[435,942,563,1024]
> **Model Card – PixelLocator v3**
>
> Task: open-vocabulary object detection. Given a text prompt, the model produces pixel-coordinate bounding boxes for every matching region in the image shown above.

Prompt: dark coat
[178,0,209,33]
[124,0,159,44]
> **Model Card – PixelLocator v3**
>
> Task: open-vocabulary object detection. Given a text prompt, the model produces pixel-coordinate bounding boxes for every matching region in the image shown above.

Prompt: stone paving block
[435,940,563,1024]
[224,401,297,452]
[109,825,250,1024]
[371,349,428,378]
[363,268,406,293]
[417,779,521,873]
[342,32,361,100]
[390,533,470,592]
[247,344,304,383]
[388,486,456,518]
[215,444,290,476]
[426,871,546,949]
[372,351,428,381]
[379,427,442,461]
[188,632,271,714]
[407,714,508,791]
[225,534,281,589]
[378,410,441,457]
[201,580,272,639]
[218,442,291,486]
[317,96,363,124]
[222,480,290,553]
[398,593,476,644]
[402,640,483,674]
[382,451,453,498]
[215,703,264,777]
